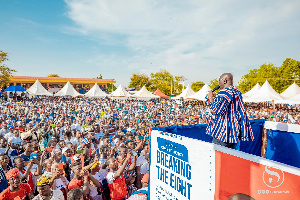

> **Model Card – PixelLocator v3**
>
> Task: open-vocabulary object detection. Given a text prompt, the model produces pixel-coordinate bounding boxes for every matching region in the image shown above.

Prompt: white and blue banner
[150,130,215,200]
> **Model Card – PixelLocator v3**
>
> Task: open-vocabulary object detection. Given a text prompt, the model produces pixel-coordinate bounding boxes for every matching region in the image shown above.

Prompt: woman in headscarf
[33,176,64,200]
[0,168,31,199]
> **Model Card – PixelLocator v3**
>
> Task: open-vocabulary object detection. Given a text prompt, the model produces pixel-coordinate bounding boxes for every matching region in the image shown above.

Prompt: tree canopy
[128,73,150,91]
[238,58,300,93]
[107,83,117,92]
[0,51,16,87]
[128,69,186,96]
[97,74,103,79]
[191,81,205,92]
[209,78,219,91]
[48,74,59,77]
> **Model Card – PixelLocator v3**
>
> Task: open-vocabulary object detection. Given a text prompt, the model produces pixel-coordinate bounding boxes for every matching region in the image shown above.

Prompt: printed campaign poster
[150,130,215,200]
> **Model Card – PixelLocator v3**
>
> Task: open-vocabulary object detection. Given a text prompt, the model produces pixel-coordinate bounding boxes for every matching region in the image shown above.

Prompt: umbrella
[5,85,26,92]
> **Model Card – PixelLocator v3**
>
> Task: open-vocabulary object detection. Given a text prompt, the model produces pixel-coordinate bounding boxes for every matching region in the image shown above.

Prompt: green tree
[209,78,219,91]
[97,74,103,79]
[107,83,117,92]
[148,69,186,96]
[191,81,205,92]
[277,58,300,93]
[48,74,59,77]
[128,73,150,90]
[0,51,16,87]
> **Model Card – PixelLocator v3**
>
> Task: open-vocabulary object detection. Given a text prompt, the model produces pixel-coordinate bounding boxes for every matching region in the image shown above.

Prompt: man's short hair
[67,188,83,200]
[71,161,82,169]
[13,156,23,165]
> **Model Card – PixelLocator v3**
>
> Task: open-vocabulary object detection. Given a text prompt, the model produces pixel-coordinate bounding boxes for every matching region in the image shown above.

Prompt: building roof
[10,76,116,84]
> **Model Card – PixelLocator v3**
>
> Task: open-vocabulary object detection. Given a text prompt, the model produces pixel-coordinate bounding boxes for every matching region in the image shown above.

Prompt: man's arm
[114,152,132,179]
[127,155,137,172]
[207,91,230,116]
[22,160,34,180]
[81,169,90,195]
[83,157,99,171]
[33,159,42,176]
[88,174,101,188]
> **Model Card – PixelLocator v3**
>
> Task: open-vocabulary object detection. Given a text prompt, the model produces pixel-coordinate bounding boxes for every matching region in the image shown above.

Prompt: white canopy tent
[243,80,283,102]
[186,84,211,100]
[276,93,300,104]
[54,81,81,97]
[132,86,160,99]
[242,83,261,98]
[172,84,195,99]
[27,79,52,96]
[280,82,300,99]
[110,84,131,98]
[84,83,107,98]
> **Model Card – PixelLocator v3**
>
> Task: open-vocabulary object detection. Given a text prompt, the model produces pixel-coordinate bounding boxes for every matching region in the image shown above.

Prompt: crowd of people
[0,97,298,200]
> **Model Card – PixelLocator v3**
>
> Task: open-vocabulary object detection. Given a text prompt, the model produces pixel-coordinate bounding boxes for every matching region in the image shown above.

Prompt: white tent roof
[132,86,160,98]
[54,81,81,97]
[186,84,211,100]
[27,79,52,96]
[84,83,107,98]
[242,83,261,98]
[243,80,283,102]
[276,93,300,104]
[110,84,131,97]
[280,82,300,99]
[172,84,195,99]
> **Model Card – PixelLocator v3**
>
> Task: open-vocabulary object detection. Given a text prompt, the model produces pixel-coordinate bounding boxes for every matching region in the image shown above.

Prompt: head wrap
[37,176,52,187]
[6,168,20,180]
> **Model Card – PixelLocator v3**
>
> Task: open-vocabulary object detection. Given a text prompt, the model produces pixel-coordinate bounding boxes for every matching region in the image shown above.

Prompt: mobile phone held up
[30,151,38,160]
[58,163,64,175]
[132,150,137,156]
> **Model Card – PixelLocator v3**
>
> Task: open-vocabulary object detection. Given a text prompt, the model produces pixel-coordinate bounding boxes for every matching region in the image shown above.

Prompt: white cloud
[64,0,300,87]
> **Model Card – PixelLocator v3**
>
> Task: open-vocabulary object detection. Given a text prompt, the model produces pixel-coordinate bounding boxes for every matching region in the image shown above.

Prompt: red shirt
[0,183,31,200]
[20,170,33,191]
[68,178,84,191]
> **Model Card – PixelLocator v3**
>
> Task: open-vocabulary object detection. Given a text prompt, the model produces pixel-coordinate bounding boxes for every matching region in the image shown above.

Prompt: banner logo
[263,166,284,188]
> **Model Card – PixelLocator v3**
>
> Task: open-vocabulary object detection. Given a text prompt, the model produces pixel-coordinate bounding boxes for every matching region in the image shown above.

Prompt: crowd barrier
[149,129,300,200]
[264,121,300,168]
[152,119,265,157]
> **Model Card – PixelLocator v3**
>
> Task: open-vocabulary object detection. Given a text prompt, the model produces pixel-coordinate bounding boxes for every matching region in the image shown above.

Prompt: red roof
[154,88,170,98]
[11,76,115,82]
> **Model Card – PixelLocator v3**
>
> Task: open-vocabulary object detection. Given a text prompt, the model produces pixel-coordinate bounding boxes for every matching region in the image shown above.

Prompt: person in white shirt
[33,176,65,200]
[8,129,22,146]
[0,122,9,137]
[4,127,14,141]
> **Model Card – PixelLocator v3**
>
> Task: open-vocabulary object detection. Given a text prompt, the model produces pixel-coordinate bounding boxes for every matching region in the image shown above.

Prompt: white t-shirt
[9,136,22,145]
[136,155,147,167]
[90,174,103,200]
[33,189,64,200]
[106,171,125,184]
[4,132,14,140]
[140,162,149,175]
[54,177,69,190]
[95,132,104,140]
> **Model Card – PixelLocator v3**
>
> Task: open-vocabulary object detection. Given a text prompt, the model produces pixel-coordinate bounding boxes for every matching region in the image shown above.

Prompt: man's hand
[81,169,89,177]
[53,169,60,179]
[28,159,35,169]
[127,151,132,160]
[207,90,214,98]
[32,158,40,165]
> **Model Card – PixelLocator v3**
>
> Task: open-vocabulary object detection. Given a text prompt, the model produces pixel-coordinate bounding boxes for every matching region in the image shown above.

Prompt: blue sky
[1,0,300,87]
